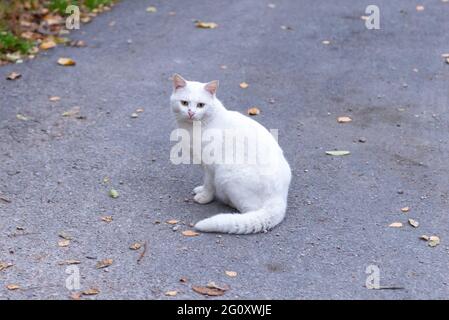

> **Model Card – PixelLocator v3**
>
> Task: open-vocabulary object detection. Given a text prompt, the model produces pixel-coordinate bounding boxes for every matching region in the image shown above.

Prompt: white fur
[170,75,292,234]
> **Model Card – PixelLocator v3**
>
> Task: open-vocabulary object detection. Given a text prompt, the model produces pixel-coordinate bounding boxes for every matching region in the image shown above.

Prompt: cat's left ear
[204,80,219,96]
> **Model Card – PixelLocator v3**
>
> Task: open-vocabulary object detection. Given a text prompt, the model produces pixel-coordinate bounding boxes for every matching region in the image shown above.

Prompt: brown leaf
[420,235,430,241]
[180,277,188,283]
[192,285,227,296]
[129,242,142,250]
[96,258,113,269]
[82,288,100,295]
[6,72,21,80]
[6,284,20,290]
[59,232,72,240]
[101,216,113,223]
[40,40,57,50]
[165,290,178,297]
[247,107,260,116]
[401,207,410,213]
[57,57,76,66]
[166,219,179,225]
[0,262,13,272]
[195,21,218,29]
[182,230,200,237]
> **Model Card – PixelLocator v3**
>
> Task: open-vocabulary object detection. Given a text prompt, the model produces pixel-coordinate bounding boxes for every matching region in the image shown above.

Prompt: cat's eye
[180,100,189,106]
[197,103,205,108]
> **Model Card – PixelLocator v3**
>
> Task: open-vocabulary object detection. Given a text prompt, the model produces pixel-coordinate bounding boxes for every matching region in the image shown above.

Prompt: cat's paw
[194,191,214,204]
[193,185,204,194]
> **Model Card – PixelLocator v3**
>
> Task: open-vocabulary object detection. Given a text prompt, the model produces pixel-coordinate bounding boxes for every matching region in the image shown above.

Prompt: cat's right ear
[173,74,187,90]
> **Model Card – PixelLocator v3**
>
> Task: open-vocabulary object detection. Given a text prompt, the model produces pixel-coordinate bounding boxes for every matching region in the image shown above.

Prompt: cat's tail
[194,198,287,234]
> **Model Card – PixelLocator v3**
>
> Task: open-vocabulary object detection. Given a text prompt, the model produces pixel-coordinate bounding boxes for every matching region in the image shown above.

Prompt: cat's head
[170,74,219,122]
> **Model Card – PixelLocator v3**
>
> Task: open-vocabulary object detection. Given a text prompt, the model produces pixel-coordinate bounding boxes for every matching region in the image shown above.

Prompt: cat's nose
[188,110,195,119]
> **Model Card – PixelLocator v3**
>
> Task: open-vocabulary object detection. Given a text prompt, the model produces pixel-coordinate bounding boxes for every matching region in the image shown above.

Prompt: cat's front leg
[193,167,214,204]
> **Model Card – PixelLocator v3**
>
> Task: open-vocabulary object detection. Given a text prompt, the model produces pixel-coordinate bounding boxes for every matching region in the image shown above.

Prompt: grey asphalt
[1,0,449,300]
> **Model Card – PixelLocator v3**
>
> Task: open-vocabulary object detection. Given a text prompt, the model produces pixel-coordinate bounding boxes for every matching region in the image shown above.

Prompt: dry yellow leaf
[408,219,419,228]
[248,107,260,116]
[239,82,249,89]
[57,57,76,66]
[401,207,410,213]
[129,242,142,250]
[182,230,200,237]
[101,216,113,223]
[0,262,13,271]
[62,106,80,117]
[40,40,57,50]
[166,219,179,225]
[96,258,113,269]
[146,6,157,13]
[225,270,237,277]
[337,116,352,123]
[58,239,70,247]
[6,284,20,290]
[165,290,178,296]
[389,222,403,228]
[420,235,430,241]
[195,21,218,29]
[82,288,100,295]
[16,114,28,121]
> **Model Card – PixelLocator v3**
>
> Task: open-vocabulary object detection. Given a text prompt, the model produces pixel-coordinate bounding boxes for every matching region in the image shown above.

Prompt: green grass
[0,30,32,54]
[84,0,114,11]
[48,0,79,15]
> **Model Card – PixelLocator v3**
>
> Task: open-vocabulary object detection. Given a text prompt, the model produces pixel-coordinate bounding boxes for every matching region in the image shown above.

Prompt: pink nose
[188,110,195,118]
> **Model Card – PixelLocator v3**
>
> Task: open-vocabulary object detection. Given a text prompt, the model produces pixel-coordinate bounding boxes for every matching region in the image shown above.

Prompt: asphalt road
[1,0,449,299]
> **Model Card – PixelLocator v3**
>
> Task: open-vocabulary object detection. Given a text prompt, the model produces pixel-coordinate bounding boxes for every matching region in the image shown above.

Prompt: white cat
[170,74,292,234]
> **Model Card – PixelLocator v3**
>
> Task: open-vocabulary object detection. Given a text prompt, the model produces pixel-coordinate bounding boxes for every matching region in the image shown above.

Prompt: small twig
[370,286,405,290]
[137,241,148,264]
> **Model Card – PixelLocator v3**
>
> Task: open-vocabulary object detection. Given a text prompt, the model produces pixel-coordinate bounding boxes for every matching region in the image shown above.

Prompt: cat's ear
[204,80,219,96]
[173,74,187,90]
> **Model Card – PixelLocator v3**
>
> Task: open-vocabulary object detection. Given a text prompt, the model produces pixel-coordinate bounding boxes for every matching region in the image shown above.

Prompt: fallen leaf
[166,219,179,225]
[57,57,76,66]
[49,96,61,102]
[136,108,144,113]
[428,236,440,247]
[62,106,80,117]
[58,260,81,265]
[82,288,100,295]
[40,40,57,50]
[322,40,331,45]
[96,259,113,269]
[239,82,249,89]
[192,285,227,296]
[109,189,119,198]
[325,150,350,156]
[225,270,237,277]
[442,53,449,58]
[207,282,230,291]
[146,6,157,13]
[180,277,188,283]
[408,219,419,228]
[165,290,178,297]
[6,72,21,80]
[195,21,218,29]
[247,107,260,116]
[58,239,70,247]
[182,230,200,237]
[6,284,20,290]
[0,262,13,271]
[129,243,142,250]
[0,195,11,203]
[416,5,425,11]
[16,114,28,121]
[131,112,139,118]
[401,207,410,213]
[101,216,113,223]
[337,116,352,123]
[420,235,430,241]
[389,222,403,228]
